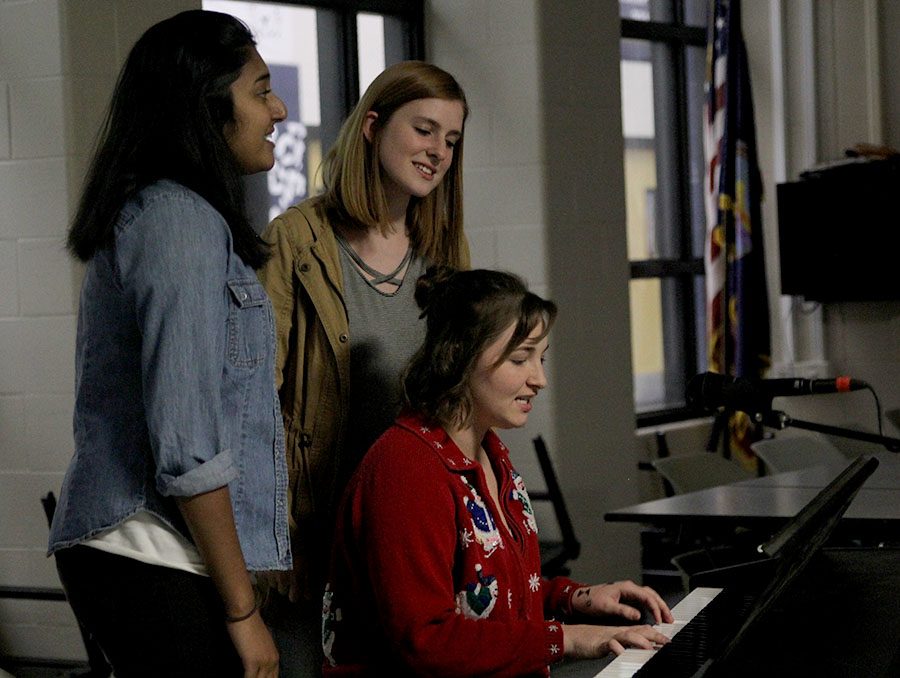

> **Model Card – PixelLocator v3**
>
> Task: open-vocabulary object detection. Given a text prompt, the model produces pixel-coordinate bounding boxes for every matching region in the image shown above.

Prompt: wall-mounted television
[777,159,900,302]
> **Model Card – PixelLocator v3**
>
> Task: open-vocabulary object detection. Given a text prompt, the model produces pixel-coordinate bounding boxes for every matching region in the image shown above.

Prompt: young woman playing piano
[322,266,674,676]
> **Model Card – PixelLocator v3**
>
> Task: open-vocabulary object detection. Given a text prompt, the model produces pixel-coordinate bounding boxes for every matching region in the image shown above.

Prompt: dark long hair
[67,10,268,267]
[403,266,557,428]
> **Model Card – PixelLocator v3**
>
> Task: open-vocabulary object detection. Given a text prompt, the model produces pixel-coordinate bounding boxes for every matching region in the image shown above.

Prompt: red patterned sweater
[322,412,585,677]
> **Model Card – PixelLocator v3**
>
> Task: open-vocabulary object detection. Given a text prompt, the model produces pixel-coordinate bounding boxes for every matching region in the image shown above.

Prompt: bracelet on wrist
[224,598,259,623]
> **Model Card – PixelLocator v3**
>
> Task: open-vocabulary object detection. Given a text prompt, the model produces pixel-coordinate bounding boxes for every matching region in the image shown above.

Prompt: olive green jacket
[257,199,350,600]
[258,199,470,600]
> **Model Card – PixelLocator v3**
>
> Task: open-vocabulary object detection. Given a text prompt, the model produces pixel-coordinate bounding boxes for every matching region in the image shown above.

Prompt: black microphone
[686,372,869,414]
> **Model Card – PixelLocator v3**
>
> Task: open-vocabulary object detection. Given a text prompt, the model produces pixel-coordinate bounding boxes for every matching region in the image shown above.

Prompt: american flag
[703,0,771,466]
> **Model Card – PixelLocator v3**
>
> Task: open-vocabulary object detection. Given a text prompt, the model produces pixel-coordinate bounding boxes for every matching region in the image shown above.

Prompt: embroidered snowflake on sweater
[529,573,541,592]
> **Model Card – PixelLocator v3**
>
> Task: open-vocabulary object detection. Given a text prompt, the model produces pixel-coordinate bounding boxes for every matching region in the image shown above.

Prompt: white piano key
[670,587,722,622]
[594,587,724,677]
[593,650,657,678]
[652,621,685,639]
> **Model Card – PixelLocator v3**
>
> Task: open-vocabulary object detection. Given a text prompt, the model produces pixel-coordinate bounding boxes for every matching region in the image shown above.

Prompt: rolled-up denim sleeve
[115,190,238,497]
[157,449,236,496]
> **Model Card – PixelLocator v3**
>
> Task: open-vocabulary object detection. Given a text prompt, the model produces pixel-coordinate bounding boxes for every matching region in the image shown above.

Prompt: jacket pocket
[226,278,270,368]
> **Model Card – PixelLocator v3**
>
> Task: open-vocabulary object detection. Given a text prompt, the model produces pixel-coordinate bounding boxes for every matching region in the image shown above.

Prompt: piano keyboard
[594,587,723,678]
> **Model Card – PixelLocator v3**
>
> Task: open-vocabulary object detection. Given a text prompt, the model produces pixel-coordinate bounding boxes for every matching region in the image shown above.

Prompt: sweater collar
[394,412,509,473]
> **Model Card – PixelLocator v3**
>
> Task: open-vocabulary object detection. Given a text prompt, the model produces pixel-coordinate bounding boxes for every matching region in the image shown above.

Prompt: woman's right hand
[562,622,670,659]
[227,611,279,677]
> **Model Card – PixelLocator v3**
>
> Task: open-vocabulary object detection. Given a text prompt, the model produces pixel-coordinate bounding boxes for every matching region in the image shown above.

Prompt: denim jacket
[48,180,291,571]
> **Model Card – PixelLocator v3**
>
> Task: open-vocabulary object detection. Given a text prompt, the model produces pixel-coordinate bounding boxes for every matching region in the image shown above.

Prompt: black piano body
[634,546,900,677]
[597,457,900,678]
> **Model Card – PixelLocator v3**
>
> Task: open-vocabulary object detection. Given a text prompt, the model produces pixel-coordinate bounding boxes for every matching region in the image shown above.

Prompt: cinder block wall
[0,0,193,663]
[2,0,89,662]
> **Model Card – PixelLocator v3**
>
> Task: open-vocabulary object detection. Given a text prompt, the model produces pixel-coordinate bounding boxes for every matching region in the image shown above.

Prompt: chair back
[650,453,753,495]
[750,435,848,474]
[530,436,581,577]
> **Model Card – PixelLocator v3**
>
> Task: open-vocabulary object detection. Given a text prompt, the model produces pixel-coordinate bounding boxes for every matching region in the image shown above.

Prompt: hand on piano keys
[594,587,724,677]
[559,580,677,659]
[563,621,673,660]
[571,581,675,625]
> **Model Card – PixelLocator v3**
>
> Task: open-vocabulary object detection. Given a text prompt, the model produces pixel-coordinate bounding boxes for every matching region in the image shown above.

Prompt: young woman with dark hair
[48,10,290,677]
[257,61,469,675]
[321,266,673,676]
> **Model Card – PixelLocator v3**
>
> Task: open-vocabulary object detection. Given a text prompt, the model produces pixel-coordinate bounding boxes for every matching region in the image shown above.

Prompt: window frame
[621,14,708,428]
[264,0,425,117]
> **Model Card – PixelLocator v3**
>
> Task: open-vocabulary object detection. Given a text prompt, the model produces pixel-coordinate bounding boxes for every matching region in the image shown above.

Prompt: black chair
[0,492,66,601]
[0,492,112,677]
[530,436,581,577]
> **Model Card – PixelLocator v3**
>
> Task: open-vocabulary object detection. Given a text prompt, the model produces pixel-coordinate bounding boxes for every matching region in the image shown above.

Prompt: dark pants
[55,545,242,678]
[263,593,324,677]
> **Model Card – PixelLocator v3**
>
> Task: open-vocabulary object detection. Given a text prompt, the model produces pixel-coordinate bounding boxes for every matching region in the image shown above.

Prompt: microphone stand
[760,410,900,453]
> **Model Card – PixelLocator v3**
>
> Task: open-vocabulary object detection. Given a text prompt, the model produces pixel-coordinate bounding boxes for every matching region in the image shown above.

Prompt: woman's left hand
[227,611,279,677]
[571,580,674,624]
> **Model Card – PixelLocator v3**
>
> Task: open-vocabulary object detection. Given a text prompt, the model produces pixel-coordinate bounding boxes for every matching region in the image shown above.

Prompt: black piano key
[634,588,757,678]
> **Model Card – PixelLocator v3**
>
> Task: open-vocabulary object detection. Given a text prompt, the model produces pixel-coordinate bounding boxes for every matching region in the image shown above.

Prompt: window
[619,0,708,426]
[203,0,423,231]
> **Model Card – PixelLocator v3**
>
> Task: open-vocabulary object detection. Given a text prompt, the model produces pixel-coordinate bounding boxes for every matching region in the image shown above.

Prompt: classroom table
[604,452,900,540]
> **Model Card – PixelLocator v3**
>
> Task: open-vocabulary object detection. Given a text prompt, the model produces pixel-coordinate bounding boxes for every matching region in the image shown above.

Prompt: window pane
[648,39,685,262]
[358,12,414,94]
[620,0,652,21]
[622,37,688,261]
[621,39,655,262]
[686,44,707,259]
[685,43,708,375]
[620,0,677,22]
[631,276,704,413]
[683,0,707,28]
[630,278,665,412]
[693,273,707,375]
[620,0,705,26]
[204,0,324,230]
[622,37,710,263]
[623,146,658,261]
[357,13,386,94]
